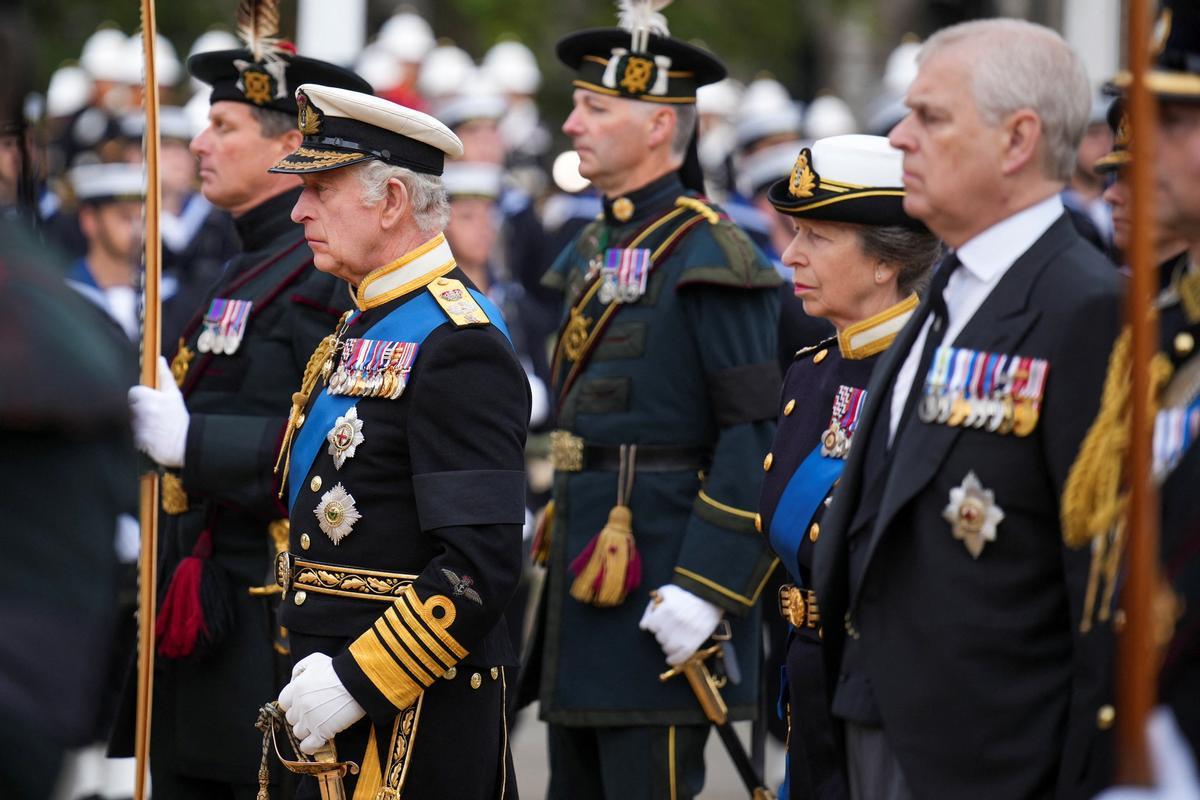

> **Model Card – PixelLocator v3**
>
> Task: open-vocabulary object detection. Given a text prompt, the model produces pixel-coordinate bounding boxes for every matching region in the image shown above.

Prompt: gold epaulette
[674,196,720,225]
[427,277,489,327]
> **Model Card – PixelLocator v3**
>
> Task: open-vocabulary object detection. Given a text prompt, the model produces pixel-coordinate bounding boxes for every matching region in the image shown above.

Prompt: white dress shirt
[888,194,1066,442]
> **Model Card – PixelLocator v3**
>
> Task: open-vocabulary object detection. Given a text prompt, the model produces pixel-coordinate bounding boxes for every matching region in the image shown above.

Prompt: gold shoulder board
[428,277,490,327]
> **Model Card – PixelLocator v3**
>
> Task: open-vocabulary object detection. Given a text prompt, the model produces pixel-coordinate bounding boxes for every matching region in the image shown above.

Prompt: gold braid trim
[1060,326,1174,630]
[274,312,353,497]
[674,196,719,225]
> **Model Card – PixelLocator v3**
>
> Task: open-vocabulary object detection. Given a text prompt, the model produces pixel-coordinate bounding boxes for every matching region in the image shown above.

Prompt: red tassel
[155,530,214,659]
[569,506,641,607]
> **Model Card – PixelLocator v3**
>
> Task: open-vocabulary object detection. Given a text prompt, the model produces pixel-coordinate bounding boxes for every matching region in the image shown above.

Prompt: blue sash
[768,445,845,585]
[287,288,510,511]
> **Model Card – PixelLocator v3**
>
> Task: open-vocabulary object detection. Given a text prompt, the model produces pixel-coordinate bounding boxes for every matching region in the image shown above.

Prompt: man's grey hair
[354,159,450,235]
[248,105,296,139]
[920,18,1091,182]
[855,223,942,297]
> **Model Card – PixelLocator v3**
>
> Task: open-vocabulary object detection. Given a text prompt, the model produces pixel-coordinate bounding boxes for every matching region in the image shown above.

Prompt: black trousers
[290,632,516,800]
[547,722,709,800]
[783,631,848,800]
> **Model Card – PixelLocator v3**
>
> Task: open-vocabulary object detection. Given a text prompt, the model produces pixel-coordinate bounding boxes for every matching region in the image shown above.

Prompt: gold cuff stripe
[348,631,423,710]
[401,587,468,658]
[380,610,445,677]
[385,604,454,670]
[374,617,437,684]
[397,589,467,662]
[673,559,780,607]
[697,489,758,520]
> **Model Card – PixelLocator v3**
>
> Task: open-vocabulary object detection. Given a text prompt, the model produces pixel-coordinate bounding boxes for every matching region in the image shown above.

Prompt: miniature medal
[314,482,361,545]
[326,407,365,469]
[942,471,1004,559]
[821,385,867,458]
[599,248,651,304]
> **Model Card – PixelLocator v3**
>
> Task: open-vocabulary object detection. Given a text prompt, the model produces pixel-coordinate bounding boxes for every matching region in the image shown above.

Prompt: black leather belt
[550,430,709,473]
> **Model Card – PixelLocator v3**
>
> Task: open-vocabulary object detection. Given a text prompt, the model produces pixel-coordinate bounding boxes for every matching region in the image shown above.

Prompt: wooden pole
[134,1,162,797]
[1117,0,1158,785]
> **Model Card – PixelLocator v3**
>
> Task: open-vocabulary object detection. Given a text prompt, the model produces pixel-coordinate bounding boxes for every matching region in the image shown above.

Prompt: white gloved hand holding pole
[638,583,723,666]
[277,653,366,755]
[128,356,189,468]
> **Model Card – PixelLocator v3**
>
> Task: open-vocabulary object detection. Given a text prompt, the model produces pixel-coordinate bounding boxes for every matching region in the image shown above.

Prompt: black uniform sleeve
[333,326,530,716]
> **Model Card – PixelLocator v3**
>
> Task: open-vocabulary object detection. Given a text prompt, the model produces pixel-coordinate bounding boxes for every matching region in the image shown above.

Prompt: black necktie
[893,252,962,447]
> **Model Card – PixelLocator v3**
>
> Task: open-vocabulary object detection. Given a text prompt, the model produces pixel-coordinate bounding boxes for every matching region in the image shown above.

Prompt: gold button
[1113,609,1127,632]
[490,667,499,680]
[1097,704,1115,730]
[310,476,322,492]
[813,349,828,364]
[818,626,823,640]
[300,533,311,550]
[754,513,762,533]
[296,413,305,428]
[436,277,450,286]
[470,672,483,689]
[763,452,774,471]
[443,667,457,680]
[784,399,796,416]
[1176,331,1195,356]
[294,591,307,606]
[809,523,820,542]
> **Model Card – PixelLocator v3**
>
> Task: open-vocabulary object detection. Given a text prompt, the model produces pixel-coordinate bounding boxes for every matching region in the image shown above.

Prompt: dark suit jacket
[813,215,1120,800]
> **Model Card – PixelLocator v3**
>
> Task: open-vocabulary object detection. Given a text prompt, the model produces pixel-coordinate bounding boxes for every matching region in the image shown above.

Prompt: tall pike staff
[134,0,163,797]
[1119,0,1158,784]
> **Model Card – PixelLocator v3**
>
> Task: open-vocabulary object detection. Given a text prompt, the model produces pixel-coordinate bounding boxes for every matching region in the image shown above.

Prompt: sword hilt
[659,644,728,725]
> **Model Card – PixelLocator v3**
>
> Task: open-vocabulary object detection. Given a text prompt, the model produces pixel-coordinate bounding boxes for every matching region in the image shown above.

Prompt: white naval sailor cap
[69,161,146,204]
[269,83,464,176]
[442,162,504,200]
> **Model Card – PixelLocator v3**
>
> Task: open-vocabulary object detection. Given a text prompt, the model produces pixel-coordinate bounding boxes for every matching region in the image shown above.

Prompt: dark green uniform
[537,171,781,796]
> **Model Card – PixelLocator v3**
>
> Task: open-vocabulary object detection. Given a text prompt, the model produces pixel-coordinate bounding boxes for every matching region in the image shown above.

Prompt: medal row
[327,337,420,399]
[821,384,867,459]
[197,298,253,355]
[918,345,1050,437]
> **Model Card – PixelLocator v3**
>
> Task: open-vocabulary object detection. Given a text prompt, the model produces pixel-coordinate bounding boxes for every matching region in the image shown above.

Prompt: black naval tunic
[278,241,529,800]
[111,188,351,791]
[758,295,917,800]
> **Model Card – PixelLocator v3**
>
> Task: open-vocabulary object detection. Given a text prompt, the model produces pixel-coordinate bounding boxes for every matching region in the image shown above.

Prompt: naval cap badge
[326,407,365,470]
[942,470,1004,559]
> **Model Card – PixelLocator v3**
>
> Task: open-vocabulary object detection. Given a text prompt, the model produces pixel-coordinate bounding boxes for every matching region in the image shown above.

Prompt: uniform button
[1097,705,1116,730]
[490,667,500,680]
[1176,331,1195,357]
[818,626,823,640]
[784,399,796,416]
[296,413,306,428]
[294,591,307,606]
[763,452,774,471]
[300,533,311,551]
[470,672,483,689]
[436,277,451,286]
[443,667,457,680]
[1113,609,1127,632]
[813,349,828,364]
[754,514,763,533]
[809,523,820,542]
[310,476,322,492]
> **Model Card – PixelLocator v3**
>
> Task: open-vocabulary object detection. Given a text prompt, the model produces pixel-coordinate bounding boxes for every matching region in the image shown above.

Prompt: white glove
[277,653,366,755]
[1095,708,1200,799]
[128,356,189,468]
[638,583,723,666]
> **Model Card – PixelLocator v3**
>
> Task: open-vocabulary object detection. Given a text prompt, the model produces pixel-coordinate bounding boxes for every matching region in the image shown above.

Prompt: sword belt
[276,552,417,602]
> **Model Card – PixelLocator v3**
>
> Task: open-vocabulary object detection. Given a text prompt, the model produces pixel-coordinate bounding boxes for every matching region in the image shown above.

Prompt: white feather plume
[617,0,673,38]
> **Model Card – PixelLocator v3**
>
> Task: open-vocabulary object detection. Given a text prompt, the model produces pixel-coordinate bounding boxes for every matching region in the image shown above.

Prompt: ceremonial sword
[660,644,776,800]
